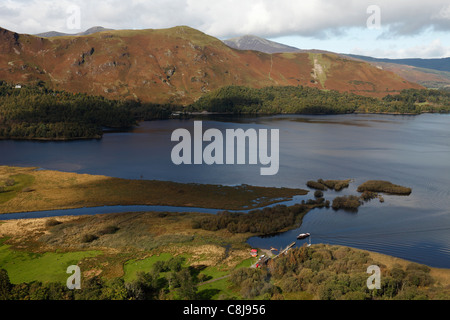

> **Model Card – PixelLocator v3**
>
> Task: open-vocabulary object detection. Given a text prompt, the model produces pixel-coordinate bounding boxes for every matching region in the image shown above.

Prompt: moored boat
[297,232,311,240]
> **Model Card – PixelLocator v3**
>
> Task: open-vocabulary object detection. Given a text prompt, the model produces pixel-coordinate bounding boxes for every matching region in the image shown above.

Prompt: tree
[0,269,12,300]
[100,278,128,300]
[166,257,185,272]
[131,271,161,300]
[314,190,324,198]
[175,269,197,300]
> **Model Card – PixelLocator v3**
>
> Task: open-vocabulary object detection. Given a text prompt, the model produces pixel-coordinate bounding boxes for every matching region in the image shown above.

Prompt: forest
[192,203,311,235]
[230,245,448,300]
[188,85,450,115]
[0,81,176,140]
[1,81,449,140]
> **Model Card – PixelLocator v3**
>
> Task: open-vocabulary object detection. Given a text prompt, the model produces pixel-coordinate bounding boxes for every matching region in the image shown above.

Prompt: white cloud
[0,0,448,58]
[0,0,448,36]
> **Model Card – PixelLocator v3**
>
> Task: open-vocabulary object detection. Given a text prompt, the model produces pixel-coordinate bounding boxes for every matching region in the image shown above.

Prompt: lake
[1,113,449,268]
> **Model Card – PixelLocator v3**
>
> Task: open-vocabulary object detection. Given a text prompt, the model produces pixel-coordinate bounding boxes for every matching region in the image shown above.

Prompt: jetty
[252,241,296,268]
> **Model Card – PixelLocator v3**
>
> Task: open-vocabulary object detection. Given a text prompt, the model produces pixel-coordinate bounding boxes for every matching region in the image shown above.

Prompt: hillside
[0,26,423,105]
[222,35,450,90]
[344,55,450,90]
[370,63,450,90]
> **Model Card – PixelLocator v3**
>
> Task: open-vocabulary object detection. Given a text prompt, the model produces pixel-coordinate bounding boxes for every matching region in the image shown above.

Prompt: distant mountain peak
[35,26,113,38]
[223,35,300,54]
[81,26,111,35]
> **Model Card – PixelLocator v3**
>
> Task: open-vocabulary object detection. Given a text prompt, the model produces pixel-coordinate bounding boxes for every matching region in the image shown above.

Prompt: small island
[304,179,412,211]
[357,180,412,195]
[306,179,351,191]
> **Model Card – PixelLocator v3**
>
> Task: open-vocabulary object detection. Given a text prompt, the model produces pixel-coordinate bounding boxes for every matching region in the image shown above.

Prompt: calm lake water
[1,114,449,268]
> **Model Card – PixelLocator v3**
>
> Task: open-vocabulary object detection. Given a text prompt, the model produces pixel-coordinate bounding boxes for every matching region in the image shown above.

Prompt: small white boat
[297,233,311,240]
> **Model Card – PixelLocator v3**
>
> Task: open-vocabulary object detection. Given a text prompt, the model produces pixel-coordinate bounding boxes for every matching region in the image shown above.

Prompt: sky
[0,0,449,59]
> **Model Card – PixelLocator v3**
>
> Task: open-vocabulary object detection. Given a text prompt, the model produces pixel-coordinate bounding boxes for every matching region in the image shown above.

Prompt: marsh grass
[357,180,412,195]
[0,166,307,214]
[0,173,35,205]
[306,180,327,190]
[332,195,362,211]
[33,211,250,262]
[319,179,351,191]
[0,209,252,282]
[45,219,62,227]
[307,179,351,191]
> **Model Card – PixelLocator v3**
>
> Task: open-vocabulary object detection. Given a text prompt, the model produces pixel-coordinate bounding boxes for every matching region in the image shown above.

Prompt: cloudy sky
[0,0,449,58]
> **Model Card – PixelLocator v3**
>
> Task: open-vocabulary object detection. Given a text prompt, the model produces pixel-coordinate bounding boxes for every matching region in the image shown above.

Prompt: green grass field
[196,258,256,300]
[0,174,35,205]
[234,258,255,269]
[122,253,176,282]
[197,277,238,300]
[198,266,229,281]
[122,252,255,299]
[0,239,101,284]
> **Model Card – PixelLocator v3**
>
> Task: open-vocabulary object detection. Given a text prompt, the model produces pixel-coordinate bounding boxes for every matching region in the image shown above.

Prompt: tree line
[0,81,178,140]
[188,85,450,115]
[2,80,449,140]
[192,203,311,235]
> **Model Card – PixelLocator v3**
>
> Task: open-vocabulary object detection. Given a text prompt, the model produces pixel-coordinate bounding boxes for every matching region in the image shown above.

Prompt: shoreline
[0,166,308,215]
[1,112,449,141]
[0,166,447,271]
[1,212,449,285]
[0,169,449,299]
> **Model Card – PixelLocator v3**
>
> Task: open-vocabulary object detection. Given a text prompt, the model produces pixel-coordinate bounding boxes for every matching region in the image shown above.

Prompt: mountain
[0,26,423,105]
[363,62,450,90]
[35,26,113,38]
[223,35,334,55]
[223,35,301,54]
[344,55,450,73]
[344,55,450,89]
[224,35,449,90]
